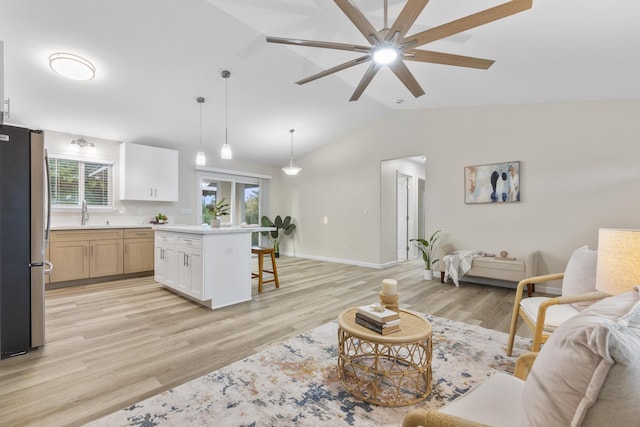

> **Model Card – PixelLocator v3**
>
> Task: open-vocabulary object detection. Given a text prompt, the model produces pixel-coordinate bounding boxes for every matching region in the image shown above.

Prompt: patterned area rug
[87,314,530,427]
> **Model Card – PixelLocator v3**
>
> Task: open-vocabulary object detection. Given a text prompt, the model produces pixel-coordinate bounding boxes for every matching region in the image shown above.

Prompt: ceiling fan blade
[385,0,430,41]
[350,62,381,102]
[266,36,371,53]
[296,55,371,85]
[388,61,425,98]
[404,0,532,47]
[334,0,382,45]
[406,49,494,69]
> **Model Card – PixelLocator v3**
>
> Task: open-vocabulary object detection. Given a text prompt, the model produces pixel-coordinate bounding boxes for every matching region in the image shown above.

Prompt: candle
[381,279,397,296]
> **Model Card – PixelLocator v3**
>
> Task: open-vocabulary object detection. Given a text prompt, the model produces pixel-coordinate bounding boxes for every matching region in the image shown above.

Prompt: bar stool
[251,246,280,292]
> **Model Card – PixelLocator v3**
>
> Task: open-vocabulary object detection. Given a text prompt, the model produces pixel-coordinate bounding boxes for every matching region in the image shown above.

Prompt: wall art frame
[464,161,520,204]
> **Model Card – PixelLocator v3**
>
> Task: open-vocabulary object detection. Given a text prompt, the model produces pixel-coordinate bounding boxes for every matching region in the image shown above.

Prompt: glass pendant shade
[195,97,206,165]
[221,143,232,160]
[195,151,206,165]
[282,129,301,175]
[220,70,232,160]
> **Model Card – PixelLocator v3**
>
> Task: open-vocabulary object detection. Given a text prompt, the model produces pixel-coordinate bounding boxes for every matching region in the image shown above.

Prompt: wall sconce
[70,138,95,149]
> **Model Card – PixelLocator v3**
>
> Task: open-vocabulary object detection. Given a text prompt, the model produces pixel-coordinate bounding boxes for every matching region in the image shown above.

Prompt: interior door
[397,173,409,261]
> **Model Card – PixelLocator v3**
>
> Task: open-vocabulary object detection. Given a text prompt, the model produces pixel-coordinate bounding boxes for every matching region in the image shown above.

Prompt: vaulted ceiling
[1,0,639,165]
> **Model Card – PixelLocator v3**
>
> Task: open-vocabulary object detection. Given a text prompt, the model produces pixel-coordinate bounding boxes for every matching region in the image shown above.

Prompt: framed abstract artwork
[464,161,520,204]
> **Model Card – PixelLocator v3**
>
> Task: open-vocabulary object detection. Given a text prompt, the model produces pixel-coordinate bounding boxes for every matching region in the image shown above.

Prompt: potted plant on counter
[410,230,442,280]
[260,215,296,257]
[206,198,230,227]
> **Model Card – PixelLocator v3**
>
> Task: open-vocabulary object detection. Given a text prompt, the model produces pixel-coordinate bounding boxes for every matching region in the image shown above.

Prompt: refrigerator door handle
[44,149,51,246]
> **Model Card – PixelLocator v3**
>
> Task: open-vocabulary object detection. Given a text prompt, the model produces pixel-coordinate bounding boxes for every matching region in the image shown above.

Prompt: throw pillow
[518,288,640,427]
[562,245,598,310]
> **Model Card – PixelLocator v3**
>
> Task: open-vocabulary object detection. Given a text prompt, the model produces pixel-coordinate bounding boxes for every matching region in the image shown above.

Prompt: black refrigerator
[0,124,50,359]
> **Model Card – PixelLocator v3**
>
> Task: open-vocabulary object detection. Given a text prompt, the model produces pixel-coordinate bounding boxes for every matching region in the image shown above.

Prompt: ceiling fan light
[373,47,398,65]
[221,143,232,159]
[49,52,95,80]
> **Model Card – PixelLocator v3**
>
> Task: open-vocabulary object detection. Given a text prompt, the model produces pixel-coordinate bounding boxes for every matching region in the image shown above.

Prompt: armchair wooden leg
[506,298,522,356]
[440,271,445,283]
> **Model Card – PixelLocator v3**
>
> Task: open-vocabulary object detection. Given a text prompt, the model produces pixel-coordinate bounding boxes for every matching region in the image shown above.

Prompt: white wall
[274,99,640,292]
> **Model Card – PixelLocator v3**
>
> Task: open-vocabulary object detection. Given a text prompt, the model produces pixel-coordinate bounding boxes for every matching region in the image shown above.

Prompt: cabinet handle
[150,188,153,197]
[185,254,190,267]
[90,246,94,256]
[85,246,88,256]
[154,188,157,197]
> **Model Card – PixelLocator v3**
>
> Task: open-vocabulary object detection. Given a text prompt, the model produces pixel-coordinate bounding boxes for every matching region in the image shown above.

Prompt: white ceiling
[1,0,639,166]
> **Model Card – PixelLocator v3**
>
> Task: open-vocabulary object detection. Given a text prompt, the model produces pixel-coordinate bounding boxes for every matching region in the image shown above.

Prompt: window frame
[48,153,114,211]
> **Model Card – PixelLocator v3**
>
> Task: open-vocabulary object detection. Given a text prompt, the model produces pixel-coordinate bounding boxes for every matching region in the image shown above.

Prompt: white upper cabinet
[119,142,179,201]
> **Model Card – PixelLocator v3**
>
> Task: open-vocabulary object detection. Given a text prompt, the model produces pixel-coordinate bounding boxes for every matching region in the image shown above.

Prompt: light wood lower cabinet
[49,228,153,284]
[49,240,91,282]
[124,229,155,274]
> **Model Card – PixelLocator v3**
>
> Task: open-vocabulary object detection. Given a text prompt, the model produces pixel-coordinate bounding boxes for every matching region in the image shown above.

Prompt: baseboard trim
[290,252,386,269]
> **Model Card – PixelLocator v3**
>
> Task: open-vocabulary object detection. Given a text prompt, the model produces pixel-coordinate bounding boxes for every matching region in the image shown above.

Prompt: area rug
[87,314,530,427]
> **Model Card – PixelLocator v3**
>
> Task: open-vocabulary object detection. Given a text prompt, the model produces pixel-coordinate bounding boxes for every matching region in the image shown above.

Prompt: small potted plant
[206,198,230,227]
[410,230,442,280]
[260,215,296,257]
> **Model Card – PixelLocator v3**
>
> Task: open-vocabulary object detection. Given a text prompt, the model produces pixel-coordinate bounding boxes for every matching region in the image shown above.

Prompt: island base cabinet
[154,230,253,309]
[176,248,204,300]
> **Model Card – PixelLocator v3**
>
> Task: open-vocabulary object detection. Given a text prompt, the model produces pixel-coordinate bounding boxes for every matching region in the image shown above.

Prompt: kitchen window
[48,155,113,209]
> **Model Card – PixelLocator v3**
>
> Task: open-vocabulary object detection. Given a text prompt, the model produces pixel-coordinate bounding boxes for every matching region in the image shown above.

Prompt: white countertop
[50,224,153,230]
[155,225,274,235]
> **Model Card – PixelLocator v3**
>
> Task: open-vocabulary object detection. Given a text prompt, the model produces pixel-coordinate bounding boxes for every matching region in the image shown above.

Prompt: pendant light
[220,70,232,160]
[282,129,301,176]
[195,97,206,165]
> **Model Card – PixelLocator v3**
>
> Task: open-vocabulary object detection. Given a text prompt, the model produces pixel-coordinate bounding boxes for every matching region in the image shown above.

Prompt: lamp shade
[596,228,640,295]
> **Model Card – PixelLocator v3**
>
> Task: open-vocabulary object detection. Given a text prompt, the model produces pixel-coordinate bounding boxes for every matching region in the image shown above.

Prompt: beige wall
[273,99,640,292]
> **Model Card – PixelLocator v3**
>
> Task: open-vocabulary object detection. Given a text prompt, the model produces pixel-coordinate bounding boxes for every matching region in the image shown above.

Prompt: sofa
[403,287,640,426]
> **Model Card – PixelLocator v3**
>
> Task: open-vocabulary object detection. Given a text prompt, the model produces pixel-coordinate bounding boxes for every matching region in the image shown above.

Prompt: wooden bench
[438,248,539,296]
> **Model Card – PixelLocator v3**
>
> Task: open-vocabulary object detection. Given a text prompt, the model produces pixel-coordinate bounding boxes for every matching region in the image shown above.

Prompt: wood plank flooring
[0,257,536,427]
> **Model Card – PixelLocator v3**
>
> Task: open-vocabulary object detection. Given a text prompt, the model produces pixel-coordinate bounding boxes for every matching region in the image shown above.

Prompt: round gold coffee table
[337,307,432,406]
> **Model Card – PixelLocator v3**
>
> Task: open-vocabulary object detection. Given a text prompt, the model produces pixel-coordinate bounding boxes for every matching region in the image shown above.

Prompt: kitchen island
[154,225,274,309]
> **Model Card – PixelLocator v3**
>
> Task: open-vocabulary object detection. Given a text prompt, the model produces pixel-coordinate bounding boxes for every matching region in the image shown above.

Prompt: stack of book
[355,305,401,335]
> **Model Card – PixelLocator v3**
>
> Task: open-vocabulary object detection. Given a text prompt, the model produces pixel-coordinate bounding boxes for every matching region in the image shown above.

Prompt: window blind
[49,156,113,209]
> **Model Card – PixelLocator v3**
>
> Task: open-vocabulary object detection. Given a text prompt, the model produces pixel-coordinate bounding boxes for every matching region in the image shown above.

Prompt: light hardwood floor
[0,257,536,427]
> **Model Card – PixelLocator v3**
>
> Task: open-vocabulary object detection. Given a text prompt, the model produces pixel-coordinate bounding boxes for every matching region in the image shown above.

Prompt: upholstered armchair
[404,288,640,427]
[506,246,605,355]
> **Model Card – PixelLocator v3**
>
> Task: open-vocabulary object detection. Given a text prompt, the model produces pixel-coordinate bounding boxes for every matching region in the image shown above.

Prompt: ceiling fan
[266,0,532,101]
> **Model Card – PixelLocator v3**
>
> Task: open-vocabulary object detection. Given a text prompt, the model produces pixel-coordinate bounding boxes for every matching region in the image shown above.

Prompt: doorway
[380,156,426,265]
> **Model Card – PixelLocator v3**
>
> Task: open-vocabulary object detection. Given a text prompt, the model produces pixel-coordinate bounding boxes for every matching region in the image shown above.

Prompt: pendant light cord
[290,129,295,163]
[225,73,229,147]
[199,99,204,150]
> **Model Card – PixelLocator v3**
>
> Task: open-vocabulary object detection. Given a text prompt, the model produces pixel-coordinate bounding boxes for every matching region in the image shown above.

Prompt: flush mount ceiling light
[282,129,301,176]
[195,97,206,166]
[220,70,232,160]
[49,52,96,81]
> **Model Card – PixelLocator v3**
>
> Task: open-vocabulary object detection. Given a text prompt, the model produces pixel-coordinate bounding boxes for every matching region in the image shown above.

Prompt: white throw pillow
[562,245,598,310]
[518,288,640,427]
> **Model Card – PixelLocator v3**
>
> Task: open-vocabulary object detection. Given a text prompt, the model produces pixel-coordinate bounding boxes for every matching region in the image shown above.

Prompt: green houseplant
[206,198,230,227]
[410,230,442,280]
[260,215,296,257]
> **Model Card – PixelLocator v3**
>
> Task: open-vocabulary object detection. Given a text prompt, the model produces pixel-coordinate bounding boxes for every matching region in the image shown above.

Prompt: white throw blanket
[443,250,485,287]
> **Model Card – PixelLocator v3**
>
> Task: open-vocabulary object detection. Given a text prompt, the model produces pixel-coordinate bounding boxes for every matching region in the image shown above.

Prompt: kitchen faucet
[81,199,89,225]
